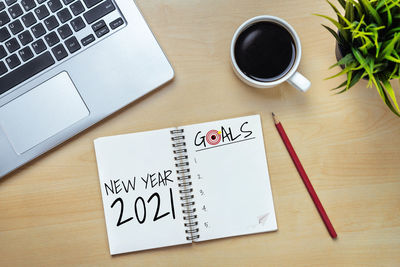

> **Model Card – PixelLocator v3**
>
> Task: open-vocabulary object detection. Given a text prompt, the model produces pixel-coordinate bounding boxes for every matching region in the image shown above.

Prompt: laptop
[0,0,174,178]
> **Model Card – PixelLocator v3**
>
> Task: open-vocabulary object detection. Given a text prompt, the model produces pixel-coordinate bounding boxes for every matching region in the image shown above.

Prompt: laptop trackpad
[0,72,89,155]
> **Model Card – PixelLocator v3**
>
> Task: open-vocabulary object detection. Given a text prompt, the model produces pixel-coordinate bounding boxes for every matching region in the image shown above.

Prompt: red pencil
[272,112,337,239]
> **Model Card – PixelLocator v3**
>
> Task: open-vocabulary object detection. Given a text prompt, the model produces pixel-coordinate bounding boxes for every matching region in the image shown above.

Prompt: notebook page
[94,128,190,255]
[182,115,277,241]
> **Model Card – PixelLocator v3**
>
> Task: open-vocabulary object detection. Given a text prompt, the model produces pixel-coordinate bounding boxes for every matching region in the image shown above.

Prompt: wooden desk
[1,0,399,265]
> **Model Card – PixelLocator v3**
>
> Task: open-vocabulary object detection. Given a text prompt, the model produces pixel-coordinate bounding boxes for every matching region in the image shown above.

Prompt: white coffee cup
[230,15,311,92]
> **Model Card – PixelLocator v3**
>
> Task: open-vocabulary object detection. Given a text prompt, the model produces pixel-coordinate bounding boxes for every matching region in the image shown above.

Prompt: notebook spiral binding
[170,128,200,241]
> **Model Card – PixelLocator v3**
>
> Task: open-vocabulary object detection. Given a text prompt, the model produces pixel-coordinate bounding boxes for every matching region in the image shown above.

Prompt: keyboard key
[91,19,104,31]
[5,54,20,69]
[80,33,94,46]
[95,25,108,38]
[0,45,6,58]
[34,5,49,20]
[8,3,23,19]
[5,0,16,6]
[71,16,85,32]
[36,0,47,4]
[44,31,59,46]
[31,38,46,53]
[109,17,123,30]
[18,30,33,45]
[70,1,84,16]
[0,51,55,95]
[0,61,7,75]
[51,43,67,60]
[47,0,62,12]
[0,2,5,11]
[57,8,72,23]
[44,15,59,30]
[21,0,36,11]
[21,12,37,27]
[0,11,10,26]
[62,0,74,5]
[83,0,115,24]
[0,27,10,42]
[64,36,80,53]
[5,38,19,53]
[18,46,34,61]
[8,19,23,34]
[31,23,46,38]
[82,0,101,8]
[57,24,72,39]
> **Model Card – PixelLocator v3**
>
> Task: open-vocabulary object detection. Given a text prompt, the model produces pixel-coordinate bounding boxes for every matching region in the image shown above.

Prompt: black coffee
[234,21,296,82]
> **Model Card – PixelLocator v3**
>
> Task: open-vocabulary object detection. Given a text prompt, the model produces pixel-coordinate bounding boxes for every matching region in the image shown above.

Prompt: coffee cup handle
[288,72,311,92]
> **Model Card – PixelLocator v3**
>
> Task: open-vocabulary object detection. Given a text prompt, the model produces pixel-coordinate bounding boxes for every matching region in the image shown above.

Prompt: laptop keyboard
[0,0,125,96]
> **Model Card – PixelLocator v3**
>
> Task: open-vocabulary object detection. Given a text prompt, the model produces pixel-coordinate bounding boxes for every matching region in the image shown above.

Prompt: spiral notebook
[94,114,277,255]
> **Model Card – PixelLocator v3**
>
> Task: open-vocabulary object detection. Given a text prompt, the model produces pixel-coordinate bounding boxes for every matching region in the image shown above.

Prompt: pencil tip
[272,112,279,124]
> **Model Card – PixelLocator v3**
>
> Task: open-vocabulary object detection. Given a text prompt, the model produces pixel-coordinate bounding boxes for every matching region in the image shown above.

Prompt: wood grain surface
[1,0,399,266]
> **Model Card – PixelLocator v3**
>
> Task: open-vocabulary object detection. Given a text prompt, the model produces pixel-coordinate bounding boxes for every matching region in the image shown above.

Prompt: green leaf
[379,33,400,60]
[375,80,400,117]
[348,0,363,18]
[329,53,354,69]
[331,70,365,93]
[352,15,365,35]
[348,71,364,90]
[327,0,349,28]
[337,0,346,8]
[325,67,351,80]
[385,55,400,63]
[358,38,373,55]
[360,0,383,25]
[331,80,347,90]
[387,27,400,36]
[383,0,400,11]
[337,13,352,27]
[352,47,379,88]
[385,1,392,27]
[367,56,375,75]
[345,1,354,22]
[392,49,399,59]
[376,0,388,10]
[382,79,400,112]
[345,69,353,90]
[368,29,381,57]
[358,0,368,14]
[326,0,341,15]
[314,13,349,41]
[350,64,364,71]
[390,60,399,79]
[334,87,349,94]
[322,24,343,43]
[314,14,344,29]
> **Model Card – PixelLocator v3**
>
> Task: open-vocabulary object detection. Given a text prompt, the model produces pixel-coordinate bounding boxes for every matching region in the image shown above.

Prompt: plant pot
[335,41,345,66]
[334,30,349,67]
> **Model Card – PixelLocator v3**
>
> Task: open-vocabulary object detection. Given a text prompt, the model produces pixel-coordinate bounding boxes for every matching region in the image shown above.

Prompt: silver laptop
[0,0,174,178]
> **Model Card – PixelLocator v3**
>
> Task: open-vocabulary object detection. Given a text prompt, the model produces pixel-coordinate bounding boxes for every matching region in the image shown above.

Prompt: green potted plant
[315,0,400,116]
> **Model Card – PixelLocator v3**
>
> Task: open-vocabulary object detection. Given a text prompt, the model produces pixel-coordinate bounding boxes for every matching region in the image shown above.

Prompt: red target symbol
[206,130,221,145]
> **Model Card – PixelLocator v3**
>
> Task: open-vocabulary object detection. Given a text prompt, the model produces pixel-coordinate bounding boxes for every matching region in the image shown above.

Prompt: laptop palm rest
[0,72,89,155]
